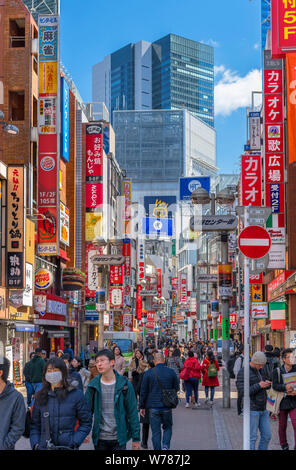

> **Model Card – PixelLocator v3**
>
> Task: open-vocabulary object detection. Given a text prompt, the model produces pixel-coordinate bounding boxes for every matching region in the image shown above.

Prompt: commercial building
[261,0,271,51]
[92,34,214,127]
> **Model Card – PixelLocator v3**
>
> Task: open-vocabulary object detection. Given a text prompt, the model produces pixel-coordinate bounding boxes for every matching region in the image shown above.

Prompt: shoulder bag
[153,368,179,409]
[266,368,285,416]
[43,403,77,450]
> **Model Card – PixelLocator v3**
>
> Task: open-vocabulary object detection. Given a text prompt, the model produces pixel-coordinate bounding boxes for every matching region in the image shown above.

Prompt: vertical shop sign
[241,154,262,207]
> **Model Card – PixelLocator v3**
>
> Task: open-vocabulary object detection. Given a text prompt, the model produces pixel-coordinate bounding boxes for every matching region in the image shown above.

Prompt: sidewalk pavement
[15,370,295,450]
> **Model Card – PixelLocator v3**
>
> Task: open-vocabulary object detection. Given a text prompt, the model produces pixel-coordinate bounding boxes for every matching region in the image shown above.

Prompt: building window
[33,96,37,127]
[9,19,25,48]
[9,91,25,121]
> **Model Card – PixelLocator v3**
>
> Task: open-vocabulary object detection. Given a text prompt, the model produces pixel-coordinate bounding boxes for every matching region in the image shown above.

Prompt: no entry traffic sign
[238,225,271,259]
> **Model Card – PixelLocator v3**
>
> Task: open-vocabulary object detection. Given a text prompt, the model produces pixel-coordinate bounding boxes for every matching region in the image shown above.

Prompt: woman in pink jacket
[113,346,126,375]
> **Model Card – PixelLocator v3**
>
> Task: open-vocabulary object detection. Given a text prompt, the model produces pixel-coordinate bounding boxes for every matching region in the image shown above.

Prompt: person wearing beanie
[236,351,272,450]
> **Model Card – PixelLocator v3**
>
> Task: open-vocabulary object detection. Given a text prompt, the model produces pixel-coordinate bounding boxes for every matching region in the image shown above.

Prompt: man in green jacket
[85,349,140,451]
[29,348,45,394]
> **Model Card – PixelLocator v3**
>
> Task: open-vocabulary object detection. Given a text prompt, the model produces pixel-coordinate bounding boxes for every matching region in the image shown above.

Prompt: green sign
[143,327,146,338]
[213,329,218,341]
[222,318,230,340]
[209,329,212,339]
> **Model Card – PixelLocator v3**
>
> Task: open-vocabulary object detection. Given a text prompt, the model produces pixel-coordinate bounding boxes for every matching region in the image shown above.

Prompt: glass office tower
[261,0,271,51]
[152,34,214,127]
[92,34,215,128]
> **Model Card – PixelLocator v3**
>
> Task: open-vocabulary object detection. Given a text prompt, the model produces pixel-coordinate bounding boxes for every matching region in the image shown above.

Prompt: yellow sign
[85,213,102,241]
[39,62,58,96]
[252,284,263,302]
[152,199,168,218]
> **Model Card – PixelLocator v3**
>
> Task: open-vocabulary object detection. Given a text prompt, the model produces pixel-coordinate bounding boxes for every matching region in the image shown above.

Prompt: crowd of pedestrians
[1,338,296,451]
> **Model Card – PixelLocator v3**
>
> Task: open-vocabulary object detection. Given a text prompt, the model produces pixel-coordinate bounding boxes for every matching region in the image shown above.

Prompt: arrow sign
[238,226,271,259]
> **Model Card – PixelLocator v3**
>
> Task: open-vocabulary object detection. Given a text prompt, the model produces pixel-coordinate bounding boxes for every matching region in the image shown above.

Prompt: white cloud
[200,39,220,48]
[254,42,260,50]
[214,67,262,116]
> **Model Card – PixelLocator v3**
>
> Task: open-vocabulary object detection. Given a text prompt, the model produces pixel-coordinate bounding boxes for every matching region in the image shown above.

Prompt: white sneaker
[185,403,190,408]
[210,401,214,407]
[194,402,201,408]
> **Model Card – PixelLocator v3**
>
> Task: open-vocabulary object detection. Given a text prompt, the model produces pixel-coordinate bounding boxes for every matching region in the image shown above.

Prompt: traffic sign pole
[243,206,250,451]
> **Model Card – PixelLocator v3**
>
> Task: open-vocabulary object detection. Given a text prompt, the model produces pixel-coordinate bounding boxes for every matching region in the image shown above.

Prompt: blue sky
[60,0,263,174]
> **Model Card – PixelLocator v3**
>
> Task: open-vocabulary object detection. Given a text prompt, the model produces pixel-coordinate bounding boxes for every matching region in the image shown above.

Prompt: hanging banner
[123,180,132,235]
[241,154,262,207]
[7,166,25,289]
[218,264,232,298]
[137,239,145,284]
[251,284,263,302]
[286,53,296,163]
[85,124,103,182]
[249,112,261,150]
[157,268,162,304]
[270,301,286,329]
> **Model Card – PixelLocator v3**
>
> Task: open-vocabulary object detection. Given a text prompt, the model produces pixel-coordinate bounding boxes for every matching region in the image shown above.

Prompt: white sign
[249,112,261,150]
[251,302,268,319]
[196,274,218,283]
[267,244,285,269]
[34,295,47,313]
[88,249,99,292]
[23,263,33,307]
[267,227,285,244]
[60,202,70,246]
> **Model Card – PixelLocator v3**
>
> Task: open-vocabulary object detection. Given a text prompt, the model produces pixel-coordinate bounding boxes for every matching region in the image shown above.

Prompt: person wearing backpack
[261,345,278,381]
[85,349,141,451]
[202,351,220,407]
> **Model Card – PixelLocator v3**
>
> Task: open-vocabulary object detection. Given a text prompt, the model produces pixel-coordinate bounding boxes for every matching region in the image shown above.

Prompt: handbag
[153,368,179,409]
[23,407,32,438]
[43,404,77,450]
[179,367,190,381]
[266,368,285,416]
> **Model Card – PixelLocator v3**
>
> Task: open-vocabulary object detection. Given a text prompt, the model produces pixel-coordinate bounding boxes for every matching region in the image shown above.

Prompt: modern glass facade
[92,34,215,128]
[113,109,216,184]
[110,44,135,118]
[22,0,59,21]
[261,0,271,51]
[152,34,214,127]
[114,110,184,182]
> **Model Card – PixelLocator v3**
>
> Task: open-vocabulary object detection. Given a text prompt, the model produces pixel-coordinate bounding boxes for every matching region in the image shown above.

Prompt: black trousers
[142,423,149,445]
[95,440,126,451]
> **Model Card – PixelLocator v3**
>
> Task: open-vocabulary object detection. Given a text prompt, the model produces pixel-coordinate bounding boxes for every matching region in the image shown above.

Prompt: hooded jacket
[183,357,201,379]
[29,355,45,383]
[30,382,92,450]
[0,381,26,450]
[85,371,140,447]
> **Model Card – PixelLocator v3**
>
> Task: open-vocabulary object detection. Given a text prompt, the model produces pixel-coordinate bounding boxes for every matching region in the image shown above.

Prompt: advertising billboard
[241,154,262,207]
[144,196,177,219]
[179,177,210,201]
[60,77,69,162]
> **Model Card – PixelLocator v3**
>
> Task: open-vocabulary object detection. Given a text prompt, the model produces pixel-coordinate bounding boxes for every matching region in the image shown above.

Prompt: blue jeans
[149,409,173,450]
[25,381,34,406]
[250,410,272,450]
[185,378,199,404]
[32,382,43,394]
[205,386,215,401]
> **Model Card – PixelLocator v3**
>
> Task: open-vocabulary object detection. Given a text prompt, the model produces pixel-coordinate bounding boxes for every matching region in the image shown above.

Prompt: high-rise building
[92,34,214,127]
[261,0,271,51]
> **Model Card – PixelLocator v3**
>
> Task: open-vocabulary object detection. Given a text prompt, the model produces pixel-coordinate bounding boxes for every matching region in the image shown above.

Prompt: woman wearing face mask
[29,357,92,450]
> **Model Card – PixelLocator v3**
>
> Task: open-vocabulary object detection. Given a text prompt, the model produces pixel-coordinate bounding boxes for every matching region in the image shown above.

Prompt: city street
[15,371,292,451]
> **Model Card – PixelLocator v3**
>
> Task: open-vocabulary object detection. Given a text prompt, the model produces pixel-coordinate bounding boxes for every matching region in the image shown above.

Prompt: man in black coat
[261,344,278,381]
[236,351,272,450]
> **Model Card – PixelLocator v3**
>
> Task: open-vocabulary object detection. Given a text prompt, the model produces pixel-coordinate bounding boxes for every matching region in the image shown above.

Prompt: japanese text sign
[241,154,262,206]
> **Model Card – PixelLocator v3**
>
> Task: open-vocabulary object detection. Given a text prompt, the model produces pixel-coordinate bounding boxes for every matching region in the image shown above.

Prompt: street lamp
[0,111,19,135]
[191,187,236,409]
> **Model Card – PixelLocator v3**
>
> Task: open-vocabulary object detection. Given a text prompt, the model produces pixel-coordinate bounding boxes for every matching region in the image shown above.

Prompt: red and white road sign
[238,225,271,259]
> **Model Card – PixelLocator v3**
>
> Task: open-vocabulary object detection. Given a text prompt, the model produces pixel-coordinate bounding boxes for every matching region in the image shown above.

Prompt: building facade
[92,34,214,127]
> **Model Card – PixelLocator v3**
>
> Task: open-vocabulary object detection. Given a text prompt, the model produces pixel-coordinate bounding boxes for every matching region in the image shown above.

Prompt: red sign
[86,132,103,182]
[136,285,142,320]
[267,270,295,301]
[265,153,285,183]
[250,273,263,284]
[146,311,155,329]
[238,226,271,259]
[123,240,131,277]
[171,277,178,290]
[110,266,123,285]
[278,0,296,52]
[85,183,103,210]
[264,70,283,95]
[38,152,58,207]
[38,207,58,244]
[180,274,187,303]
[265,124,284,153]
[264,93,283,123]
[241,154,262,207]
[157,268,162,304]
[229,313,237,324]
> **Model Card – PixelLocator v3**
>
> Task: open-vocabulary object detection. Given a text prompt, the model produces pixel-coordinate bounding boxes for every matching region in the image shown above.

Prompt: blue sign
[270,183,280,213]
[179,177,210,201]
[249,112,260,118]
[61,77,69,162]
[144,196,177,219]
[142,217,173,236]
[244,144,250,151]
[103,126,110,155]
[85,313,98,322]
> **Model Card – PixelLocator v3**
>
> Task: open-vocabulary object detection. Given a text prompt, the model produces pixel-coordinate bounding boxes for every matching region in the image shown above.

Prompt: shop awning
[45,330,70,338]
[15,323,38,332]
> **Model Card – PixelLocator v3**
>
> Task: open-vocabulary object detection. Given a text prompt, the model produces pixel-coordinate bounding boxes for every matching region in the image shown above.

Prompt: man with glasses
[85,349,140,451]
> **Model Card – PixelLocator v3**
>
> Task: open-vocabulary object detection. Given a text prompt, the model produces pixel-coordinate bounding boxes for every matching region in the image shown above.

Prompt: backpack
[208,363,217,378]
[262,358,275,382]
[227,355,238,379]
